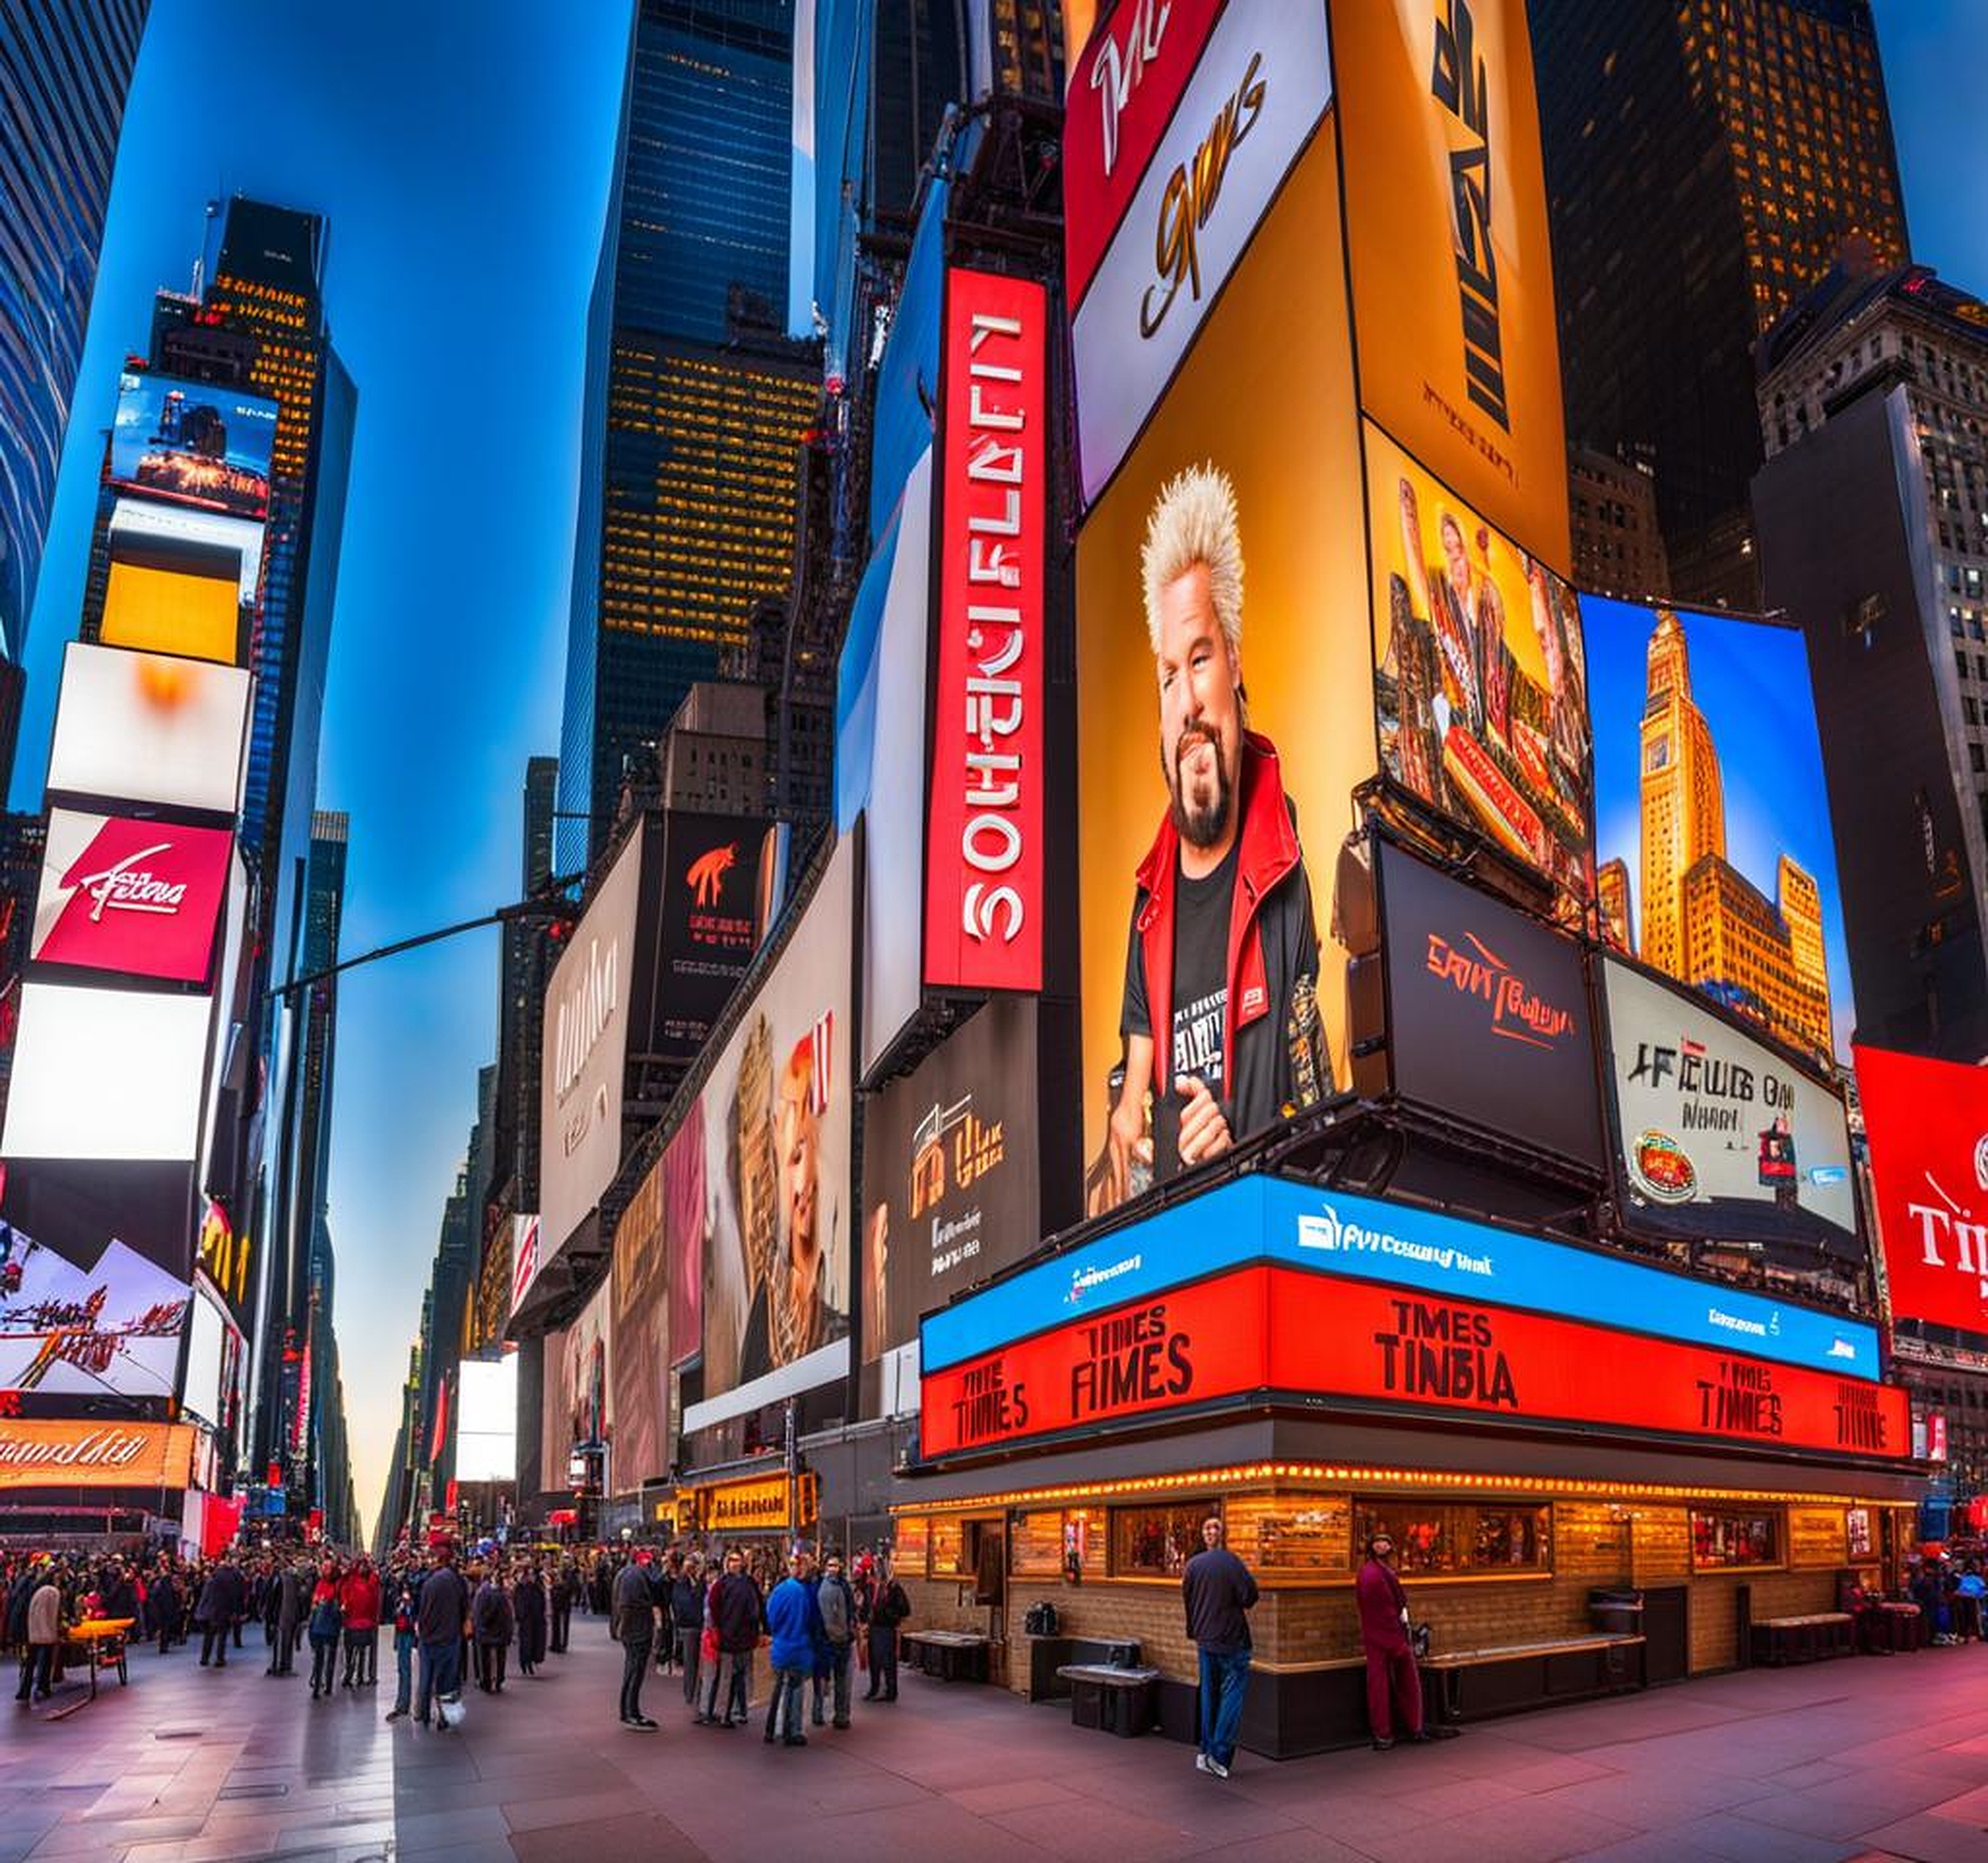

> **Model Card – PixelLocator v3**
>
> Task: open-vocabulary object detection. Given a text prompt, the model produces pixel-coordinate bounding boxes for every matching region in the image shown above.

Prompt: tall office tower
[1530,0,1907,607]
[1634,608,1833,1056]
[0,0,147,787]
[557,0,820,874]
[493,757,557,1223]
[1753,261,1988,1060]
[1570,446,1670,601]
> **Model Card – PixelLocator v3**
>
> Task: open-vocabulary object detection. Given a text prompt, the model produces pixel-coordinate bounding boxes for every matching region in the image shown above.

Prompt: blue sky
[11,0,634,1539]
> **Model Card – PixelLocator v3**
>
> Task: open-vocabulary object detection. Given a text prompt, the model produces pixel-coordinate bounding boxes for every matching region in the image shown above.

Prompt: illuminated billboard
[31,809,232,985]
[109,370,276,520]
[0,1159,197,1278]
[548,1280,613,1460]
[455,1356,518,1485]
[653,812,779,1068]
[2,983,213,1162]
[1332,0,1570,572]
[0,1232,188,1401]
[610,1150,669,1492]
[1587,598,1854,1066]
[538,828,643,1262]
[1367,421,1594,917]
[100,560,242,667]
[0,1419,197,1492]
[1858,1044,1988,1345]
[180,1283,235,1428]
[47,642,250,817]
[692,841,855,1423]
[106,498,265,607]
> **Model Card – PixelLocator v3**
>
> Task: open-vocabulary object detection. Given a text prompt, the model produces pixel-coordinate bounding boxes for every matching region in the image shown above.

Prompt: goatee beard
[1168,726,1233,850]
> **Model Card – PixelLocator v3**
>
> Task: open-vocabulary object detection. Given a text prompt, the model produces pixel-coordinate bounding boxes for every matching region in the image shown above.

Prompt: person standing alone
[1182,1515,1256,1778]
[613,1550,660,1729]
[1356,1532,1455,1748]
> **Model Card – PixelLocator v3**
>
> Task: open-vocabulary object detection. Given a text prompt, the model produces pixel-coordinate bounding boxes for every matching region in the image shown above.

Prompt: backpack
[1023,1601,1060,1637]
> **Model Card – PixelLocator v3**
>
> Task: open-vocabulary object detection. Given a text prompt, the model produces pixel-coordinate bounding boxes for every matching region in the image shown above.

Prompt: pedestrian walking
[340,1558,382,1687]
[613,1549,661,1729]
[670,1555,705,1707]
[813,1552,857,1729]
[151,1564,183,1657]
[1183,1516,1257,1778]
[414,1548,471,1729]
[763,1548,823,1746]
[701,1547,761,1727]
[196,1555,246,1669]
[15,1569,62,1702]
[307,1559,343,1699]
[269,1562,304,1676]
[472,1568,515,1692]
[385,1568,419,1720]
[1356,1532,1453,1748]
[515,1564,548,1678]
[860,1555,910,1701]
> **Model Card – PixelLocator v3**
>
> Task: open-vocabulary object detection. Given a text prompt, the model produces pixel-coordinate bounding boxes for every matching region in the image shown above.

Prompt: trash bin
[1589,1588,1645,1636]
[1098,1667,1160,1738]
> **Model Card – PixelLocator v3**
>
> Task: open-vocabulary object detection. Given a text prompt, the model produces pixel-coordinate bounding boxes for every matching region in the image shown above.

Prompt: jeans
[16,1645,54,1698]
[1365,1642,1423,1741]
[678,1626,703,1705]
[309,1634,337,1693]
[343,1627,376,1683]
[415,1638,461,1722]
[765,1664,807,1741]
[1197,1646,1251,1768]
[619,1637,651,1721]
[812,1642,853,1724]
[200,1626,229,1665]
[705,1648,750,1720]
[865,1625,899,1698]
[392,1630,415,1713]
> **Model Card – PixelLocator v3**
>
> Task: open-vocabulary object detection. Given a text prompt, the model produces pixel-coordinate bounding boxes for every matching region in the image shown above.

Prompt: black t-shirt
[1123,839,1236,1180]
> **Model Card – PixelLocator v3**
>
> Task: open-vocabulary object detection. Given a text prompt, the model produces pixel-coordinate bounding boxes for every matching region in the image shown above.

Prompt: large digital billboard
[0,1230,188,1401]
[106,497,265,609]
[552,1281,613,1458]
[109,370,277,520]
[100,560,242,669]
[47,642,251,818]
[653,812,779,1068]
[1858,1044,1988,1345]
[1603,958,1856,1254]
[662,1104,704,1369]
[694,841,855,1421]
[2,983,213,1162]
[0,1159,198,1278]
[1367,421,1593,917]
[860,997,1042,1367]
[1332,0,1570,572]
[1587,598,1854,1067]
[610,1147,669,1493]
[538,828,643,1262]
[0,1419,196,1492]
[455,1356,519,1485]
[31,809,232,985]
[1076,117,1366,1220]
[180,1283,236,1429]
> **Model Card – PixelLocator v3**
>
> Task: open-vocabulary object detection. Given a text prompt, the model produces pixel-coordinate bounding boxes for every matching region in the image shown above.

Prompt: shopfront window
[1352,1502,1552,1577]
[1111,1502,1216,1577]
[929,1515,967,1577]
[1692,1509,1781,1570]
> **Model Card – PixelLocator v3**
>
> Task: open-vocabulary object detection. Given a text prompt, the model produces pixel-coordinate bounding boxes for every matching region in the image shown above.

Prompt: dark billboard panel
[1586,597,1854,1068]
[655,812,780,1068]
[860,997,1042,1366]
[1602,958,1856,1256]
[110,371,277,520]
[1858,1043,1988,1345]
[1375,840,1602,1168]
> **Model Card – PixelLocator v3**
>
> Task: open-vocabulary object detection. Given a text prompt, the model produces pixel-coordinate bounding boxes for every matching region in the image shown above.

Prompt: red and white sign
[920,1262,1911,1461]
[1064,0,1225,311]
[1858,1043,1988,1341]
[31,809,232,984]
[510,1213,542,1319]
[924,267,1046,993]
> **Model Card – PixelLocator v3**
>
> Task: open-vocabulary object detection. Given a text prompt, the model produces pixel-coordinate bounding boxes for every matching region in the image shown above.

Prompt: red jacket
[1132,731,1304,1099]
[1356,1558,1411,1654]
[338,1572,382,1632]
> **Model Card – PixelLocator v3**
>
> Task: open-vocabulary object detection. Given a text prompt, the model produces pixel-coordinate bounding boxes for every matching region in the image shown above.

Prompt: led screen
[100,561,241,667]
[107,497,265,605]
[454,1355,518,1484]
[47,642,250,817]
[0,1233,188,1400]
[109,370,277,519]
[180,1285,229,1426]
[31,809,232,985]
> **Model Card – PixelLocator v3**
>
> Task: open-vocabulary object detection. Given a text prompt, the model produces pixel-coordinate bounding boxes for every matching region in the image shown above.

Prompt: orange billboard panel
[101,560,241,666]
[1333,0,1570,573]
[0,1420,196,1492]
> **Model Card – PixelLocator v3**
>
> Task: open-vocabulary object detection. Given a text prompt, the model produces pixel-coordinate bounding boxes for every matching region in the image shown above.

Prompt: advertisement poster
[1368,421,1593,915]
[1605,959,1856,1251]
[1332,0,1569,572]
[47,642,251,818]
[1377,839,1602,1167]
[1587,598,1854,1067]
[860,997,1042,1365]
[100,560,242,668]
[0,1228,188,1400]
[550,1281,613,1459]
[1858,1044,1988,1343]
[698,841,854,1412]
[662,1103,705,1369]
[32,809,233,985]
[610,1147,670,1493]
[654,812,778,1068]
[1076,120,1370,1219]
[0,1419,196,1492]
[109,371,277,520]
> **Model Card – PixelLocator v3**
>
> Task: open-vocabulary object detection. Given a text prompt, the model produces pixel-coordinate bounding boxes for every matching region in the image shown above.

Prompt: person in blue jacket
[763,1547,825,1747]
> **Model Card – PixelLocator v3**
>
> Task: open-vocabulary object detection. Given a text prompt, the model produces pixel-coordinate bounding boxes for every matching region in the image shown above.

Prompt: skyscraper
[0,0,147,786]
[1530,0,1908,607]
[557,0,821,873]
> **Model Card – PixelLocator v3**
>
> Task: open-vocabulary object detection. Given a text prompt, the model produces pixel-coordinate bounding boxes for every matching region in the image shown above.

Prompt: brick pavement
[3,1612,1988,1862]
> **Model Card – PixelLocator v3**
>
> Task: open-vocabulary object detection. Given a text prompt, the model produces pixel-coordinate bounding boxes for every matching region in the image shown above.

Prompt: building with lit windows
[1570,444,1669,601]
[1753,261,1988,1061]
[1531,0,1908,607]
[0,0,147,790]
[1602,606,1833,1059]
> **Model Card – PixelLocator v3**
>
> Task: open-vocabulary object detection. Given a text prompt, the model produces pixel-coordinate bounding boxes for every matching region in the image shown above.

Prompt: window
[1351,1502,1552,1577]
[1692,1509,1781,1569]
[1110,1502,1217,1577]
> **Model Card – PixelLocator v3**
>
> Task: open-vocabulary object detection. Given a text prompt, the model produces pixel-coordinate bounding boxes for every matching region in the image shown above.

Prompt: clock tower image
[1639,611,1726,981]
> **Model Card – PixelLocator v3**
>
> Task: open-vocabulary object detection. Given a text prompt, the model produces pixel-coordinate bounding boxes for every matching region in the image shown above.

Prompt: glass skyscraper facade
[0,0,147,783]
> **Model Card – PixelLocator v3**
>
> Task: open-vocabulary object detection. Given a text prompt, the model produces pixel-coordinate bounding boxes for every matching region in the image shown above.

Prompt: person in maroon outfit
[1355,1534,1455,1749]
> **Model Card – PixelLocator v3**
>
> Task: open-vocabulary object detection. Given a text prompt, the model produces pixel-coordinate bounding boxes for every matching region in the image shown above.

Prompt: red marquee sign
[924,267,1046,993]
[920,1264,1909,1462]
[1858,1043,1988,1342]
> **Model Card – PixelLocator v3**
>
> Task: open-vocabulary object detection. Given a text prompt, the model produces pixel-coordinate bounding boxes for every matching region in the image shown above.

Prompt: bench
[1058,1663,1161,1738]
[1419,1633,1646,1725]
[1750,1613,1854,1667]
[1023,1636,1142,1702]
[903,1630,990,1683]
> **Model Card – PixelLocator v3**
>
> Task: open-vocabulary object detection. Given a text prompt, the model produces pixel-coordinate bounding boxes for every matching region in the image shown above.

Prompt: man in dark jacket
[514,1565,548,1678]
[548,1561,576,1654]
[1183,1516,1258,1778]
[414,1551,471,1728]
[196,1557,246,1668]
[1356,1532,1453,1748]
[812,1553,858,1729]
[669,1555,705,1707]
[860,1555,911,1701]
[702,1548,763,1728]
[612,1551,660,1729]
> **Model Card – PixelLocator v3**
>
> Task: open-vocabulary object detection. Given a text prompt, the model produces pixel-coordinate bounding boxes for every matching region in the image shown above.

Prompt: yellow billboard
[101,560,241,666]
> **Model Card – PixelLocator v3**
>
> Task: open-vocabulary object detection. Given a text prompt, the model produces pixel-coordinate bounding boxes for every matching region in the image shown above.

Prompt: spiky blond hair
[1141,462,1243,656]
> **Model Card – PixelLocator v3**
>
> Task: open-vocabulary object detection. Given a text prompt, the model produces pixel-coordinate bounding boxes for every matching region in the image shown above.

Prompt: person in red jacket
[338,1558,382,1689]
[1355,1533,1455,1749]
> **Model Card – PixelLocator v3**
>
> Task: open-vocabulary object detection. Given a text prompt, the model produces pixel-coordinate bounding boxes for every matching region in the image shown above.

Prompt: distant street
[6,1618,1988,1862]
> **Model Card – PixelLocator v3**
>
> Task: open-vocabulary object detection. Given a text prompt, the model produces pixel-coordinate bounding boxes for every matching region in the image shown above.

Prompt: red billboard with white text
[31,809,232,985]
[924,267,1047,993]
[1858,1043,1988,1344]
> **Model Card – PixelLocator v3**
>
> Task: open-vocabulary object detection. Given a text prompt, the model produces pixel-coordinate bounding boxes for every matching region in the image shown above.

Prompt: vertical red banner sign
[926,267,1047,992]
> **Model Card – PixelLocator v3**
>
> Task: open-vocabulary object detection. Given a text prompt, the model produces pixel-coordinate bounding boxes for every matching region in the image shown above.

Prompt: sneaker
[1207,1758,1230,1779]
[1371,1737,1395,1751]
[1194,1754,1211,1774]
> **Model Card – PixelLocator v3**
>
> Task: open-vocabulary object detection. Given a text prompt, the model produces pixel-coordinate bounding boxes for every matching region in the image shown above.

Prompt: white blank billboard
[47,642,250,816]
[454,1355,518,1484]
[181,1284,229,1427]
[2,983,213,1161]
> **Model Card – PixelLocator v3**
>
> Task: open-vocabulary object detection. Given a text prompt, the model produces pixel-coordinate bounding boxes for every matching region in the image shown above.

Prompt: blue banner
[920,1175,1881,1382]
